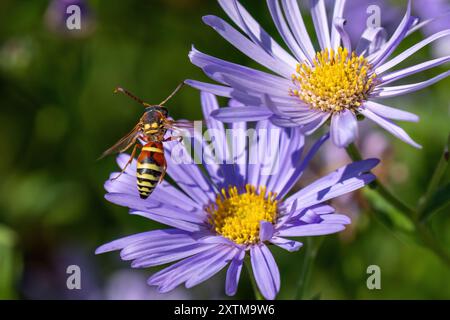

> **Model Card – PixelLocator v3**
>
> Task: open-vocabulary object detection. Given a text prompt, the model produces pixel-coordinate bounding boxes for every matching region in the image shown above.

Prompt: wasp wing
[163,119,202,136]
[98,123,141,160]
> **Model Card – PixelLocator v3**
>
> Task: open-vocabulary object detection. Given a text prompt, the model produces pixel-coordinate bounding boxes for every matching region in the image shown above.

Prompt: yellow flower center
[291,47,377,113]
[206,184,278,245]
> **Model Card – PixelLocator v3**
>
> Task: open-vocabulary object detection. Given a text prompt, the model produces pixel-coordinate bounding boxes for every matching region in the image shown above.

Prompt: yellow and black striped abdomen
[136,142,165,199]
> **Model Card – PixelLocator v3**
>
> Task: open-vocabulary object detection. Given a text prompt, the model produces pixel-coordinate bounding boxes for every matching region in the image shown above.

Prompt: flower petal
[363,101,419,122]
[370,1,413,67]
[225,249,246,296]
[185,79,232,98]
[309,0,332,50]
[266,0,310,62]
[185,247,238,288]
[259,221,275,242]
[250,244,280,300]
[359,108,421,148]
[375,29,450,74]
[280,0,316,60]
[330,0,347,50]
[218,0,298,67]
[95,229,188,254]
[277,223,345,237]
[269,237,303,252]
[286,159,379,207]
[211,106,273,123]
[330,110,359,148]
[132,243,217,269]
[202,15,293,77]
[378,55,450,85]
[372,70,450,98]
[148,246,226,293]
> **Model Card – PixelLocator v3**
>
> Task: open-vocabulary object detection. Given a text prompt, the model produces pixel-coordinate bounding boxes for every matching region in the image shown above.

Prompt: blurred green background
[0,0,449,299]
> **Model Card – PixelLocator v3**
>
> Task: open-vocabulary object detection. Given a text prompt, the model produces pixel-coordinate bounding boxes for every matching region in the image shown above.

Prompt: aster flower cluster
[97,0,450,300]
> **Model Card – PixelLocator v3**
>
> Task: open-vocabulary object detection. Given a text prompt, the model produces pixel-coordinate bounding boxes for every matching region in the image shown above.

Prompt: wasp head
[142,105,169,138]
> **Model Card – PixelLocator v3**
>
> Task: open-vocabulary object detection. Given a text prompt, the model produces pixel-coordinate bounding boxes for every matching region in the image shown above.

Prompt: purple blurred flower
[345,0,450,57]
[45,0,94,37]
[96,92,379,300]
[186,0,450,148]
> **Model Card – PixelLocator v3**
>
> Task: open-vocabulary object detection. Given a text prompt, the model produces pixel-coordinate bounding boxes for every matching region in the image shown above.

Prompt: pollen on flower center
[206,184,278,245]
[291,47,377,113]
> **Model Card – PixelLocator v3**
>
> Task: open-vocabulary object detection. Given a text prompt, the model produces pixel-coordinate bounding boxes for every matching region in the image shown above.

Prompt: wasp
[100,83,194,199]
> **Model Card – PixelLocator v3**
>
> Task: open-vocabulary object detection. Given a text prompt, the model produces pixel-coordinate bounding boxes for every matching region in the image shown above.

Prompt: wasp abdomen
[136,142,165,199]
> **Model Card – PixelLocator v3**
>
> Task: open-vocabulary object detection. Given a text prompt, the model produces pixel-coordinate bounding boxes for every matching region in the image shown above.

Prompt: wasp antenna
[158,82,185,106]
[114,87,151,107]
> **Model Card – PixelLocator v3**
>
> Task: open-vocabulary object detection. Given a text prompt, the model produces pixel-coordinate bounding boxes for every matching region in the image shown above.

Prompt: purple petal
[276,132,329,198]
[211,106,273,123]
[333,17,352,52]
[250,244,280,300]
[277,223,345,237]
[266,0,309,62]
[378,55,450,85]
[320,214,351,225]
[148,247,226,292]
[359,108,421,148]
[218,0,297,67]
[266,127,306,195]
[131,209,205,232]
[185,247,237,288]
[372,70,450,98]
[95,229,188,254]
[120,233,201,261]
[355,27,387,56]
[375,29,450,74]
[370,1,413,67]
[202,15,293,77]
[310,0,332,50]
[225,249,245,296]
[269,236,303,252]
[197,235,243,249]
[286,159,379,207]
[259,221,275,242]
[330,0,347,50]
[256,124,301,188]
[363,101,419,122]
[330,110,359,148]
[165,144,217,205]
[280,0,316,60]
[131,243,217,268]
[184,79,232,98]
[104,193,205,225]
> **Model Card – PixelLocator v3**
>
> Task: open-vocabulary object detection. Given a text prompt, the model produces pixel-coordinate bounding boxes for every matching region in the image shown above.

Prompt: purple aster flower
[96,92,379,300]
[186,0,450,148]
[344,0,450,57]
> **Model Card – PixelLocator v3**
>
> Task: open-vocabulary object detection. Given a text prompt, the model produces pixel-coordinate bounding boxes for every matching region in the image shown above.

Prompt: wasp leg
[158,161,167,184]
[163,136,183,142]
[111,144,140,180]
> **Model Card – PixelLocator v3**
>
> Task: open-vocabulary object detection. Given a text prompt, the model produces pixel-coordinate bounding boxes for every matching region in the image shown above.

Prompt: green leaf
[420,183,450,221]
[363,188,415,233]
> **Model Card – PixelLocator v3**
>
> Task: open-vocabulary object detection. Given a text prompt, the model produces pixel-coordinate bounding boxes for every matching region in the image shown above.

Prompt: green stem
[346,143,450,268]
[295,238,322,299]
[414,222,450,267]
[244,259,263,300]
[418,134,449,221]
